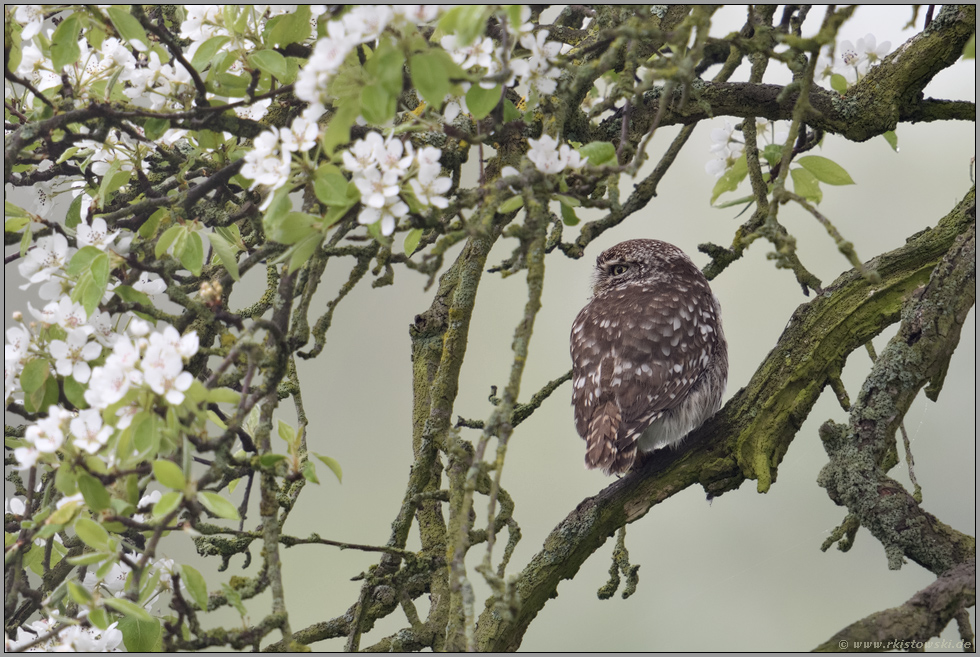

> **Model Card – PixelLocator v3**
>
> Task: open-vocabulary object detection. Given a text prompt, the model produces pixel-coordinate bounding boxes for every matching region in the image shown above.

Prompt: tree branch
[474,186,976,651]
[814,559,976,652]
[817,205,976,575]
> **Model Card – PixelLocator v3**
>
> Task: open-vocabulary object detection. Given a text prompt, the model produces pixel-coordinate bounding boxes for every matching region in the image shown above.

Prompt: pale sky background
[4,5,975,652]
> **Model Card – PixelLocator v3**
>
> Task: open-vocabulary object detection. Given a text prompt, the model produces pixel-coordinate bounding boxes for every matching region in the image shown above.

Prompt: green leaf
[198,491,241,520]
[761,143,783,168]
[272,212,318,245]
[68,580,95,605]
[112,285,153,308]
[260,453,288,468]
[4,215,30,234]
[19,224,32,258]
[48,499,82,526]
[118,615,162,653]
[287,232,322,274]
[797,155,855,185]
[20,358,50,395]
[66,193,83,228]
[78,473,112,512]
[830,73,848,94]
[790,167,823,203]
[503,98,521,123]
[302,459,319,484]
[438,6,489,46]
[222,583,248,617]
[497,195,524,214]
[63,375,88,410]
[91,251,110,290]
[208,230,240,281]
[361,84,396,125]
[466,84,501,120]
[67,246,106,278]
[152,460,187,491]
[403,228,424,255]
[155,224,183,259]
[410,51,453,108]
[208,387,241,404]
[277,419,296,443]
[5,199,31,220]
[882,131,899,152]
[321,101,358,154]
[710,153,748,205]
[178,230,205,276]
[313,452,343,483]
[181,565,209,611]
[143,117,170,141]
[71,269,106,317]
[578,141,616,166]
[107,7,150,51]
[370,44,405,95]
[963,33,975,59]
[67,551,112,566]
[190,35,231,72]
[51,15,82,71]
[133,412,161,459]
[262,186,293,236]
[555,194,580,208]
[55,465,78,496]
[74,516,111,551]
[152,491,182,519]
[106,596,153,622]
[314,165,352,206]
[560,202,579,226]
[140,209,166,239]
[248,49,288,80]
[267,5,311,47]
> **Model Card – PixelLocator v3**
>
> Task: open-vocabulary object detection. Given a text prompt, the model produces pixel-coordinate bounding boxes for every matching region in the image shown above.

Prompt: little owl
[570,239,728,475]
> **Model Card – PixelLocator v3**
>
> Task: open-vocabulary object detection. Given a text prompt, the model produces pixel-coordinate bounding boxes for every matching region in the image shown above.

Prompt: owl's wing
[572,283,720,447]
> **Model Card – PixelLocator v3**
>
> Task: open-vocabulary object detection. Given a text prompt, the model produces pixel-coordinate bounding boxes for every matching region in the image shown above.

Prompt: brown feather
[585,401,623,474]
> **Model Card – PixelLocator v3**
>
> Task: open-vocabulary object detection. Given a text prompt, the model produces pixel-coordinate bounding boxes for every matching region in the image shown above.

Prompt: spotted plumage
[570,239,728,475]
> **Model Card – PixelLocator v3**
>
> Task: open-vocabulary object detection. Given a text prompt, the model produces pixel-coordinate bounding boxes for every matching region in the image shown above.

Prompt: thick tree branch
[814,560,976,652]
[599,5,975,144]
[817,209,976,576]
[474,186,976,651]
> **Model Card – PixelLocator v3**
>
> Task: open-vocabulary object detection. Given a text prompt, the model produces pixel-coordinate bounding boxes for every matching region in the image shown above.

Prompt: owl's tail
[585,401,635,475]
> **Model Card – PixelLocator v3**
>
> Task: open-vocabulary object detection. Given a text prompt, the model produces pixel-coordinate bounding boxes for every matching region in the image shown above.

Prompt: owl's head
[591,239,694,295]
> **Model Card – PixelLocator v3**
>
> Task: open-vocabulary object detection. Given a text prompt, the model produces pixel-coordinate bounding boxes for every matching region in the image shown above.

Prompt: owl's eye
[609,263,630,276]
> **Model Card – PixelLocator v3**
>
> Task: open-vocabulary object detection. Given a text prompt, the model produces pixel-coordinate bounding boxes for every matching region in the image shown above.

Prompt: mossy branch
[813,559,976,652]
[474,186,975,651]
[817,206,976,576]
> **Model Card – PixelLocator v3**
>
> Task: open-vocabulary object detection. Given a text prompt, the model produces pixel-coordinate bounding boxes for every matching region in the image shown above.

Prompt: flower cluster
[293,6,401,110]
[341,133,451,235]
[704,118,788,179]
[525,135,585,175]
[240,107,322,203]
[817,33,892,88]
[8,312,200,471]
[439,11,563,121]
[4,617,123,652]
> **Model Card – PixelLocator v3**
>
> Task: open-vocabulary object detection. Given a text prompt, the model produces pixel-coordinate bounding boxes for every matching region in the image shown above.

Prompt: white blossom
[409,166,452,209]
[25,406,71,454]
[358,195,408,237]
[354,168,401,208]
[343,132,385,173]
[17,234,73,288]
[441,35,495,71]
[49,328,102,383]
[70,409,112,454]
[527,135,581,174]
[241,128,291,191]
